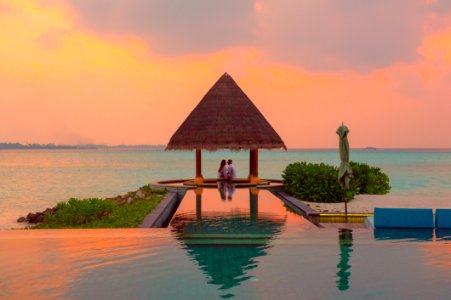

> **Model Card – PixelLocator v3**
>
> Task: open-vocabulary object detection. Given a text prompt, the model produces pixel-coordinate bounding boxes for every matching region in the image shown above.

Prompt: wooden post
[248,148,259,183]
[195,148,203,184]
[249,149,253,179]
[252,149,259,178]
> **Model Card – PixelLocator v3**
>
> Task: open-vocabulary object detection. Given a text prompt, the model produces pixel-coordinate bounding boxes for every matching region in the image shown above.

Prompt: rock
[35,214,44,223]
[136,190,145,199]
[26,213,37,222]
[127,197,133,204]
[26,212,46,223]
[18,206,56,224]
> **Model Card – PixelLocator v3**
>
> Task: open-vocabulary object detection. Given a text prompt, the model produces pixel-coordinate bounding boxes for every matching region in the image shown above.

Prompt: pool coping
[277,191,320,217]
[138,192,183,228]
[144,182,325,229]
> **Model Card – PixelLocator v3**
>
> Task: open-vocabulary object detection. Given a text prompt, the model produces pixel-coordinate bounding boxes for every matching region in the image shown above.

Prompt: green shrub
[350,162,390,194]
[43,198,117,226]
[282,161,390,203]
[88,196,164,228]
[282,162,356,203]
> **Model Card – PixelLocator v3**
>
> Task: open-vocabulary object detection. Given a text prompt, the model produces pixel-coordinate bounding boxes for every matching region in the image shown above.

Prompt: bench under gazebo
[166,72,286,187]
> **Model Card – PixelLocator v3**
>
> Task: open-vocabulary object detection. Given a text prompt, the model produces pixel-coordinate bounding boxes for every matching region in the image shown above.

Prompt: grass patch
[34,186,167,229]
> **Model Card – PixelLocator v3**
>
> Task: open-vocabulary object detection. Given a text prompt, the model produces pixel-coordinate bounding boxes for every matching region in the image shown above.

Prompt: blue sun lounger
[435,209,451,229]
[374,208,434,241]
[374,208,434,229]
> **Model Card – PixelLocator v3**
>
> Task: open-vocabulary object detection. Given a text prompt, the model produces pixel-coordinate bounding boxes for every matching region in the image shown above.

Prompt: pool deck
[151,178,285,189]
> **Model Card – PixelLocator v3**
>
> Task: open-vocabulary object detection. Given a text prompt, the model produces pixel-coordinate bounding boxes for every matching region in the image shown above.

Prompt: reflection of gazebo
[170,188,286,296]
[171,188,286,243]
[166,73,286,186]
[183,244,269,294]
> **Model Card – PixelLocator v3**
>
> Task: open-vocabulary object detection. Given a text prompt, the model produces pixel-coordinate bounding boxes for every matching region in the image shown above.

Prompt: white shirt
[228,164,236,179]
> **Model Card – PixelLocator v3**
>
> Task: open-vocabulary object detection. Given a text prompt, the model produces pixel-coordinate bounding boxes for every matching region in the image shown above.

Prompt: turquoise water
[1,187,451,299]
[0,149,450,228]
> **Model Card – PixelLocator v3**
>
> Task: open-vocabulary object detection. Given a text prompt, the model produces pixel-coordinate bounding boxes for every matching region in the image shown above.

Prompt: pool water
[1,188,451,299]
[170,188,317,243]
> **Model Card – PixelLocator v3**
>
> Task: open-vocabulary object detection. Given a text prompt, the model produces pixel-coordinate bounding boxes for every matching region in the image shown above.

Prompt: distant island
[0,143,165,150]
[0,143,81,149]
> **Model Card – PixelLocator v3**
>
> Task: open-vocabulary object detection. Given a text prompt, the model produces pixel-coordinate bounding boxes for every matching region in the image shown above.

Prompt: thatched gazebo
[166,72,286,185]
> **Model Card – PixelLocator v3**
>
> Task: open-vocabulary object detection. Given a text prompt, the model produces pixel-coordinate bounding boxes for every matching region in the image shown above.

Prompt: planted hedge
[282,161,390,203]
[349,162,390,195]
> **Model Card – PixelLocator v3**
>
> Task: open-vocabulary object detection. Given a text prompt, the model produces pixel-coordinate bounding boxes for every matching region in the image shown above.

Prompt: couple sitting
[217,159,236,180]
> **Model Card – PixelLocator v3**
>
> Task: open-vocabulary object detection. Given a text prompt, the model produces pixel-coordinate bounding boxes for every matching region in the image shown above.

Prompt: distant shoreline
[287,148,451,153]
[0,143,166,150]
[0,143,450,153]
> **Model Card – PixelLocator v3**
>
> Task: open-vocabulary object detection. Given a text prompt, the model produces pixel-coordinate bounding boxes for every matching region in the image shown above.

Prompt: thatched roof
[166,73,286,150]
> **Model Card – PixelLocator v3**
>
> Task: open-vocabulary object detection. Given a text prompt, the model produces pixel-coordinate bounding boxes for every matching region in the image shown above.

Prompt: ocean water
[0,149,450,229]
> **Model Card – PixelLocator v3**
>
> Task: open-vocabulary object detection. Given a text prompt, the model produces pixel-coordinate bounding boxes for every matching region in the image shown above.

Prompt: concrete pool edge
[138,191,185,228]
[146,181,324,229]
[146,181,372,229]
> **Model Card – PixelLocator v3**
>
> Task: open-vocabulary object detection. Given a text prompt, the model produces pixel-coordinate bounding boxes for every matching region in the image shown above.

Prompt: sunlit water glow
[1,228,451,299]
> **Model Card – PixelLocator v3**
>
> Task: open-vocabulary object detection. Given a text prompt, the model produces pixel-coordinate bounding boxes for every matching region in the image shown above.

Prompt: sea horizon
[1,143,450,153]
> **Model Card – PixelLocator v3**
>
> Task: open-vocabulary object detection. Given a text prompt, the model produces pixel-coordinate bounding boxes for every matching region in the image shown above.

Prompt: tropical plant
[282,161,390,203]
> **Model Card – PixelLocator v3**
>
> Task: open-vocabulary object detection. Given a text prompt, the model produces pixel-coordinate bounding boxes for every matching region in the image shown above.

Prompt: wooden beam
[195,149,203,183]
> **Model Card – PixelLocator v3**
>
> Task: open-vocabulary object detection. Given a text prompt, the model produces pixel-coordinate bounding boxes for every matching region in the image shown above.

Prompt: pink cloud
[63,0,256,55]
[60,0,449,72]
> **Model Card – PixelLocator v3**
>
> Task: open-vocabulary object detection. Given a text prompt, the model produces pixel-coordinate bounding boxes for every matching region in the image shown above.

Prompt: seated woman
[217,160,226,179]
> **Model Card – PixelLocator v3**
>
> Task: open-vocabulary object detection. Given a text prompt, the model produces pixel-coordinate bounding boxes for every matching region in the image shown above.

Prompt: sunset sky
[1,0,450,148]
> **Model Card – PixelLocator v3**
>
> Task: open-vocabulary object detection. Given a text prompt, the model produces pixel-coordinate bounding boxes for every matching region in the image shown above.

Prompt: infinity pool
[1,188,451,299]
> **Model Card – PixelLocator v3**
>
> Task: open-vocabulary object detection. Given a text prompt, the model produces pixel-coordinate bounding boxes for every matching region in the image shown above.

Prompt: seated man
[227,159,236,180]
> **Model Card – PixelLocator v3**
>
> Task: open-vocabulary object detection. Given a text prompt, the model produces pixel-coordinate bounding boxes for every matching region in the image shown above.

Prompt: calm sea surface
[0,149,450,229]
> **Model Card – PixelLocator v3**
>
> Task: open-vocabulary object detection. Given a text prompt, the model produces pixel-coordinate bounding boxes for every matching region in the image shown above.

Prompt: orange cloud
[0,0,450,147]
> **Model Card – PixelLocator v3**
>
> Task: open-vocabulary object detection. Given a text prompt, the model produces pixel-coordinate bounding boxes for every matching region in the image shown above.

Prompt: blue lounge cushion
[436,209,451,229]
[374,208,434,229]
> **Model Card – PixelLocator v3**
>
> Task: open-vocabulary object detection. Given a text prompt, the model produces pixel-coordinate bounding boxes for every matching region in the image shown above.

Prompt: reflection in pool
[171,188,287,243]
[182,244,269,296]
[170,187,305,297]
[336,228,354,291]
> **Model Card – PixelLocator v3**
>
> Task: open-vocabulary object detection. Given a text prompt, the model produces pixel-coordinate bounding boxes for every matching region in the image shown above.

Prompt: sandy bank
[304,194,451,214]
